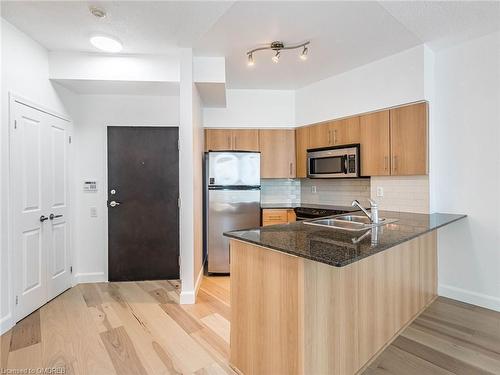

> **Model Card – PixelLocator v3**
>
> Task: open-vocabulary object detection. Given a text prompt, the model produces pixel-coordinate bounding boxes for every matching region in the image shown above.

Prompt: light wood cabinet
[230,231,437,375]
[205,129,232,151]
[390,102,428,175]
[360,110,390,176]
[309,117,360,149]
[331,116,360,145]
[262,209,296,226]
[259,129,296,178]
[308,122,331,149]
[231,129,260,151]
[205,129,259,151]
[295,126,310,178]
[359,103,428,176]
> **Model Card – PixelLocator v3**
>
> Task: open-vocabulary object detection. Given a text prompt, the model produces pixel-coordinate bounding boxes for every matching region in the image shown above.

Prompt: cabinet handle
[227,136,231,149]
[328,130,331,145]
[384,156,388,171]
[393,155,398,173]
[233,135,237,150]
[333,129,337,144]
[289,162,293,177]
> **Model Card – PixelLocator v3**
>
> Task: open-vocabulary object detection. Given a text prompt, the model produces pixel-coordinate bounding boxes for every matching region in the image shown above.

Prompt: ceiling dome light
[90,35,123,53]
[247,53,255,66]
[272,51,280,63]
[300,46,309,60]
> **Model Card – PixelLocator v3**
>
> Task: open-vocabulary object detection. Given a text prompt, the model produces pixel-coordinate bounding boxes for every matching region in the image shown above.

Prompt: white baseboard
[179,290,196,304]
[74,272,106,284]
[0,313,13,335]
[439,283,500,312]
[195,264,205,295]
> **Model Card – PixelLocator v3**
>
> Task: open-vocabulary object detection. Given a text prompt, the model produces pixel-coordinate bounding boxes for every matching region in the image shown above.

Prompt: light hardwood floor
[1,277,499,375]
[1,277,232,375]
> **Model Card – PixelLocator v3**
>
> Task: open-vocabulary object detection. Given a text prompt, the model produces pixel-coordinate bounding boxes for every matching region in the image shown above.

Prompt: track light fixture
[246,40,310,66]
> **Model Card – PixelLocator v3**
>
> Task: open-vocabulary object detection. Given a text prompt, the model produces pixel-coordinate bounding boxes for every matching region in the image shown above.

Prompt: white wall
[432,32,500,311]
[71,95,179,284]
[295,45,426,126]
[203,89,295,128]
[0,19,75,333]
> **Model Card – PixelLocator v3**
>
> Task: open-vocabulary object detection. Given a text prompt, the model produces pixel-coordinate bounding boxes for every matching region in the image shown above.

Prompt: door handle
[49,214,63,220]
[40,215,49,222]
[109,201,121,207]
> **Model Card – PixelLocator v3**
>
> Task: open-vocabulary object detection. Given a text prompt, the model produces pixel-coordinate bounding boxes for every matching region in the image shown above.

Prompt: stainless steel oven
[307,145,360,178]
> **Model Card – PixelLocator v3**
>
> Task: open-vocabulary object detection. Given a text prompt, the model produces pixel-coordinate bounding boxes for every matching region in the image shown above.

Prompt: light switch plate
[311,185,317,193]
[376,187,384,197]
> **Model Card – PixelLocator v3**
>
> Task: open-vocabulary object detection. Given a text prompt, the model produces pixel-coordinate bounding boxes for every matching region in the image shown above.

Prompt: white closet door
[12,101,71,322]
[46,114,71,300]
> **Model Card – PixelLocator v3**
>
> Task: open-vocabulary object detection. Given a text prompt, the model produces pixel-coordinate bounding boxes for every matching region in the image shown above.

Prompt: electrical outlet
[311,185,317,194]
[90,206,98,217]
[376,187,384,197]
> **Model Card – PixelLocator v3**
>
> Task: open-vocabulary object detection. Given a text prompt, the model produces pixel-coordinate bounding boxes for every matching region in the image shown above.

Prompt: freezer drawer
[207,189,260,273]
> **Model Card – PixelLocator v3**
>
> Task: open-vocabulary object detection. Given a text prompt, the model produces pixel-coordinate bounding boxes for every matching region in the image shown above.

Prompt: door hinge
[15,295,18,305]
[14,120,17,129]
[69,136,72,144]
[70,266,73,273]
[177,197,181,208]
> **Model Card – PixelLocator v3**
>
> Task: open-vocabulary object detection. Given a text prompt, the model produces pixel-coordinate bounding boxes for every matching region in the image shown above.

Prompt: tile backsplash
[370,176,430,213]
[301,179,371,206]
[261,179,301,204]
[261,176,429,213]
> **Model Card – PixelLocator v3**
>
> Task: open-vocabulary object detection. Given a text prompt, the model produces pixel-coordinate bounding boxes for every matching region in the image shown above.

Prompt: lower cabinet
[229,231,437,375]
[262,209,296,226]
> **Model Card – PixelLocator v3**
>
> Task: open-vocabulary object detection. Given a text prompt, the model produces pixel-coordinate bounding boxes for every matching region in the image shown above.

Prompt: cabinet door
[295,127,310,178]
[232,129,260,151]
[360,111,390,176]
[259,129,296,178]
[390,103,428,175]
[331,117,360,145]
[308,123,331,149]
[205,129,232,151]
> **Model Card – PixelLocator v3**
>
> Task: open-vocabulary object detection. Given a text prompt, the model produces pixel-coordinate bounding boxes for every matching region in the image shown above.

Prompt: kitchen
[1,1,499,375]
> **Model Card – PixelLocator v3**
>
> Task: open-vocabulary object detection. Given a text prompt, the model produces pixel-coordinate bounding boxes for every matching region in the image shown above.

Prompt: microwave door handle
[343,155,348,174]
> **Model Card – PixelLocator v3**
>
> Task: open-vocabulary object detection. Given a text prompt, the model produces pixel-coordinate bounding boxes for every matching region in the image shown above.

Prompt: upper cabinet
[259,129,296,178]
[360,110,390,176]
[295,127,309,178]
[309,117,360,149]
[360,102,428,176]
[205,129,259,152]
[390,102,428,175]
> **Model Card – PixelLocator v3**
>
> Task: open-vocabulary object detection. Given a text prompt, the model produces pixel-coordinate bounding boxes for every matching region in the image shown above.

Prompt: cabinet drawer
[262,209,289,226]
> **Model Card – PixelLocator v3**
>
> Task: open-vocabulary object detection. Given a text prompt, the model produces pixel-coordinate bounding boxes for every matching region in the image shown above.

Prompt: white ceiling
[2,1,499,90]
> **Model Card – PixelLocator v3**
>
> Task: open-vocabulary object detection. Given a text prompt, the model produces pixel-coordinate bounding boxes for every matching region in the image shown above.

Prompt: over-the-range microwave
[307,144,360,178]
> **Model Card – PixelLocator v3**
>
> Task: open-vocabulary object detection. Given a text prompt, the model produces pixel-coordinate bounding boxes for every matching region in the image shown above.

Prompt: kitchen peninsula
[225,211,466,375]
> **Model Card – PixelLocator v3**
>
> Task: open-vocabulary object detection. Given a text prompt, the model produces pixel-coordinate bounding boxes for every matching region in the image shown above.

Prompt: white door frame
[8,93,73,324]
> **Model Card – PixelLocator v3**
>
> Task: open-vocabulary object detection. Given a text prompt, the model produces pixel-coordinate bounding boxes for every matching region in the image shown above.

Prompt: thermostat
[83,180,98,193]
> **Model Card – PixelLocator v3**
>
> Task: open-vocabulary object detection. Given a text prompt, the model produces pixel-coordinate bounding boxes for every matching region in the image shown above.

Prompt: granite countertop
[224,211,466,267]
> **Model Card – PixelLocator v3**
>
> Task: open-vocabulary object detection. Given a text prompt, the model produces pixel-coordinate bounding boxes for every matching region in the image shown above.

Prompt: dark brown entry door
[107,126,179,281]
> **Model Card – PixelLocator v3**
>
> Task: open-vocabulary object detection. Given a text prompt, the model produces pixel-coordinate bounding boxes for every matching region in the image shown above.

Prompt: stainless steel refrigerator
[204,151,261,274]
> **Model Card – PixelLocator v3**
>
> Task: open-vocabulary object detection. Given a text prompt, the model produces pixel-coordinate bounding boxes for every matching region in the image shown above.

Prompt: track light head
[247,53,255,66]
[272,51,280,63]
[300,46,309,60]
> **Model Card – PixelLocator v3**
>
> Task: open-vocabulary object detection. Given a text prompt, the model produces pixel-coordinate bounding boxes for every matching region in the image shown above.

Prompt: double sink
[304,214,398,232]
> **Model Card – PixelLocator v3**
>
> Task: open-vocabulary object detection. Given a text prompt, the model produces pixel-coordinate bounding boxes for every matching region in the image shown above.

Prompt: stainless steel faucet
[351,198,380,224]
